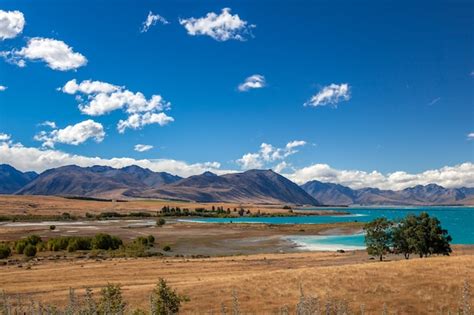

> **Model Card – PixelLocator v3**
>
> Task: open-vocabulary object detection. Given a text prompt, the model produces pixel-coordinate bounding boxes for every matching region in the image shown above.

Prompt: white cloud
[238,74,266,92]
[237,140,306,170]
[5,37,87,71]
[0,10,25,40]
[305,83,351,107]
[1,136,473,190]
[0,85,6,91]
[0,133,11,141]
[117,112,174,133]
[134,144,154,152]
[274,161,289,173]
[0,140,231,177]
[34,119,105,148]
[467,133,474,140]
[179,8,255,41]
[61,79,174,133]
[284,163,474,190]
[141,11,169,33]
[40,121,57,129]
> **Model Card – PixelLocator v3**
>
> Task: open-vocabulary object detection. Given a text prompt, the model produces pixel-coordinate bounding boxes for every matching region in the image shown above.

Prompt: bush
[92,234,122,250]
[147,235,155,244]
[24,244,37,257]
[49,225,56,230]
[15,240,27,254]
[98,284,126,314]
[163,245,171,252]
[150,278,187,314]
[25,235,42,246]
[156,218,166,227]
[0,243,11,259]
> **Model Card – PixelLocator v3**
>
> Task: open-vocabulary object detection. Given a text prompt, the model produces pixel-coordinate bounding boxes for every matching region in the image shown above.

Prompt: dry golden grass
[0,195,330,217]
[1,250,473,314]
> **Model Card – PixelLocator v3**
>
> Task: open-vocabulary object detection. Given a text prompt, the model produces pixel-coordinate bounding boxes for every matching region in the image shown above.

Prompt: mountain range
[0,164,473,206]
[301,180,474,206]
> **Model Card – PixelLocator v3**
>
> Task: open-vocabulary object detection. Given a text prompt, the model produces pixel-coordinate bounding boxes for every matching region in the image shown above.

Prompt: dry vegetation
[0,249,473,313]
[0,195,339,218]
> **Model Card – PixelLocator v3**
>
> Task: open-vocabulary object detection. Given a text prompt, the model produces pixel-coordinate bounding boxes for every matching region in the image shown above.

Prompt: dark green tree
[364,217,393,261]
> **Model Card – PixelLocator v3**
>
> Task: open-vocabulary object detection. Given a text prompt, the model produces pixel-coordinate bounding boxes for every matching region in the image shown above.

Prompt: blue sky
[0,0,473,189]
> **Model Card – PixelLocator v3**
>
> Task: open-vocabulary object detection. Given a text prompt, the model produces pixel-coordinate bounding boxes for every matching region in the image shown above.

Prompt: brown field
[0,195,340,217]
[1,195,473,314]
[0,248,473,314]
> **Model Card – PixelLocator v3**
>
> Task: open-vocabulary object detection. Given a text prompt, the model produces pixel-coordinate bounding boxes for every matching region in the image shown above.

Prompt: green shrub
[147,235,155,244]
[98,284,126,314]
[156,218,166,227]
[150,278,187,314]
[92,234,122,250]
[25,235,42,246]
[163,245,171,252]
[0,243,11,259]
[15,240,27,254]
[24,244,37,257]
[49,225,56,230]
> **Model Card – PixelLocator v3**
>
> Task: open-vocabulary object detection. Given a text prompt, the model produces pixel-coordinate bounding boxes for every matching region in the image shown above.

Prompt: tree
[0,243,11,259]
[150,278,187,315]
[364,217,392,261]
[413,212,452,258]
[392,214,418,259]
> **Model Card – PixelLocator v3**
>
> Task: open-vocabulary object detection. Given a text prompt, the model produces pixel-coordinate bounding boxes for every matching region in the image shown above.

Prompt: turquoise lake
[181,207,474,250]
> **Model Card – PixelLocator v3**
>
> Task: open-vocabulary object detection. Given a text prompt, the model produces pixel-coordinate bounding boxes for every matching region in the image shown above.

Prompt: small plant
[0,243,11,259]
[98,283,126,314]
[49,225,56,231]
[23,244,37,257]
[150,278,187,314]
[162,245,171,252]
[156,218,166,227]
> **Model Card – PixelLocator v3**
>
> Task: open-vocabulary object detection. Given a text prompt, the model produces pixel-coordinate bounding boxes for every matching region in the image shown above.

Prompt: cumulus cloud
[238,74,266,92]
[117,112,174,133]
[237,140,306,170]
[0,10,25,40]
[0,140,231,177]
[40,121,57,129]
[1,136,473,189]
[141,11,169,32]
[468,133,474,140]
[0,85,6,91]
[0,133,11,141]
[61,79,173,133]
[305,83,351,107]
[34,119,105,148]
[284,163,474,190]
[3,37,87,71]
[179,8,255,41]
[134,144,153,152]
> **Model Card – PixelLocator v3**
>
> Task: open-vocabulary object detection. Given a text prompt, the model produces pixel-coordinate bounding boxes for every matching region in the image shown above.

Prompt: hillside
[0,164,38,194]
[126,169,320,205]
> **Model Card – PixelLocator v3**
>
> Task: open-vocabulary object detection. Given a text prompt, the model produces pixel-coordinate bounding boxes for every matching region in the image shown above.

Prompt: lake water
[180,207,474,250]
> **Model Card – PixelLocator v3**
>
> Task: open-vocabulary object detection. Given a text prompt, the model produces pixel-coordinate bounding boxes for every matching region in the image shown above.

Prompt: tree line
[364,212,452,261]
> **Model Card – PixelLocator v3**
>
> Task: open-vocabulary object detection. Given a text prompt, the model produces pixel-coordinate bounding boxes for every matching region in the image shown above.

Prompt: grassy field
[0,195,339,218]
[0,195,473,313]
[0,249,473,314]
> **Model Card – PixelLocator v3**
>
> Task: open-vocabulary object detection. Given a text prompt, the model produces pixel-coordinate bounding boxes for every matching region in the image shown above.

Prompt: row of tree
[364,212,452,261]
